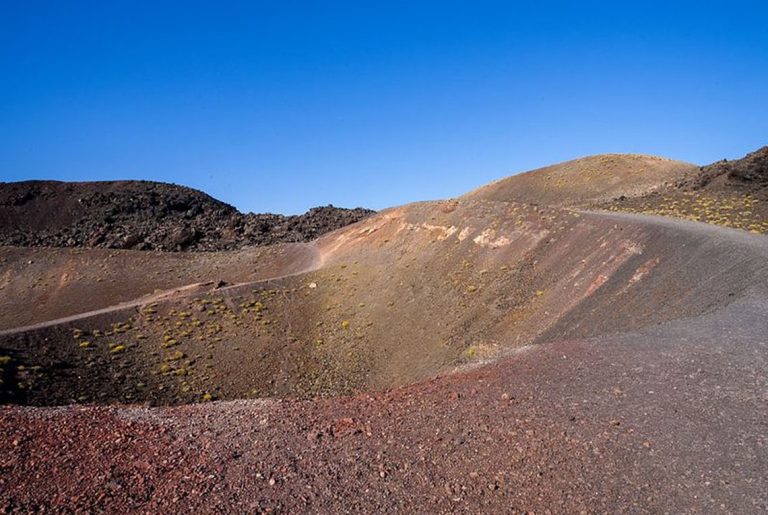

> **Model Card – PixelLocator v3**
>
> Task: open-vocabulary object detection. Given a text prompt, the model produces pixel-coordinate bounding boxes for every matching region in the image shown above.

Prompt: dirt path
[586,208,768,249]
[0,243,323,336]
[4,209,764,338]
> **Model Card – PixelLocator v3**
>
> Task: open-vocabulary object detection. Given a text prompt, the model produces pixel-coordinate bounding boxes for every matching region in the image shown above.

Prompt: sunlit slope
[464,154,696,207]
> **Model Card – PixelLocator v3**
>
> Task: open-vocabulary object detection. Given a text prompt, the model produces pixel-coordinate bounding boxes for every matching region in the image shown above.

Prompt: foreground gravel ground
[2,294,766,514]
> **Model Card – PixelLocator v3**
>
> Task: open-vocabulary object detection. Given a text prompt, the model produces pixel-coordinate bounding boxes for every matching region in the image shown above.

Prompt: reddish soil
[2,293,766,513]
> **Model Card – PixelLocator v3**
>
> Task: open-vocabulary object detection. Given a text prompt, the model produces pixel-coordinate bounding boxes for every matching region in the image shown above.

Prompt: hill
[599,146,768,233]
[464,153,696,206]
[0,180,373,251]
[684,145,768,197]
[464,147,768,234]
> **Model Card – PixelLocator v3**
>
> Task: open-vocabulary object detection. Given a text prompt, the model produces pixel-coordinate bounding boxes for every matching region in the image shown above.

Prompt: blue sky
[1,1,767,214]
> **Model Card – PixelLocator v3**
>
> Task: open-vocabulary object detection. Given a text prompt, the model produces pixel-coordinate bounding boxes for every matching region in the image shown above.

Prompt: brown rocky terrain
[0,180,373,251]
[1,147,767,513]
[464,154,697,207]
[467,147,768,234]
[684,145,768,197]
[595,146,768,233]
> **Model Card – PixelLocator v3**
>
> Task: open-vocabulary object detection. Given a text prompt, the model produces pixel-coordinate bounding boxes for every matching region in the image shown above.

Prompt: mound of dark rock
[0,180,374,251]
[678,145,768,199]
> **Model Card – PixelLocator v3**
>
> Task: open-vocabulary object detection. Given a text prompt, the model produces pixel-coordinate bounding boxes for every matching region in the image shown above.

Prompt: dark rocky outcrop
[0,180,373,251]
[678,145,768,199]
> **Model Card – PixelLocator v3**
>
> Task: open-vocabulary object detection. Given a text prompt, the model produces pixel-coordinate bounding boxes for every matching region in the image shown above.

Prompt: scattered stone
[0,181,374,251]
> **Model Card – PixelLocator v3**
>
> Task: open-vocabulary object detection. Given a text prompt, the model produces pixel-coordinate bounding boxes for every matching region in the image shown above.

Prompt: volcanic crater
[1,149,767,513]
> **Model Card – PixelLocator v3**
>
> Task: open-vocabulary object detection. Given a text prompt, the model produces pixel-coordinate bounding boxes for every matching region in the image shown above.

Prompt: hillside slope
[684,145,768,197]
[599,146,768,233]
[464,154,696,206]
[3,198,766,405]
[464,146,768,234]
[0,180,373,251]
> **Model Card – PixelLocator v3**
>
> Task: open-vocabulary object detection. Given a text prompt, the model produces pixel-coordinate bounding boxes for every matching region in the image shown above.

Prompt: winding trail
[4,209,765,337]
[0,242,323,336]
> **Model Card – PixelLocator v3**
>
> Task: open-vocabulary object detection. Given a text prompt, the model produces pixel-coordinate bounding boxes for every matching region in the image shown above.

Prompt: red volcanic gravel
[3,295,767,513]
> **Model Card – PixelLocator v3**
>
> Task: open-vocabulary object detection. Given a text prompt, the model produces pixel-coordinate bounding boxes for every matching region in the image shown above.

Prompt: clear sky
[1,1,767,214]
